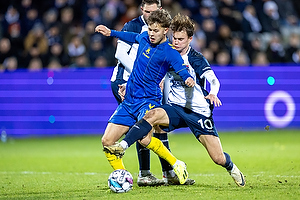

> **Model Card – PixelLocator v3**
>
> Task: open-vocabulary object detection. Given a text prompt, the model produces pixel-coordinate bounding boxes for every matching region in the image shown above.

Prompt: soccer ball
[108,169,133,193]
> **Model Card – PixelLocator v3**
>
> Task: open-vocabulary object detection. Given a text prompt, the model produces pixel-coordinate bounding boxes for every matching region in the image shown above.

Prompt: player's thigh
[137,99,162,121]
[144,107,170,127]
[102,123,129,146]
[159,104,188,132]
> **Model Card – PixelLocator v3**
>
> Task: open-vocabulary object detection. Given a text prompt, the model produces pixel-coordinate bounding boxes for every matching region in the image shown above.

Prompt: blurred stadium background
[0,0,300,138]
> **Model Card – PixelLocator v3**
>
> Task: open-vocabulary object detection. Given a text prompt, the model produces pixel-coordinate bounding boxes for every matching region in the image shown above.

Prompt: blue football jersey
[110,31,192,104]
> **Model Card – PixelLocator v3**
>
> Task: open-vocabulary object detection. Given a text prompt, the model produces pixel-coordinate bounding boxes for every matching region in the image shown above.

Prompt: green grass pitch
[0,130,299,199]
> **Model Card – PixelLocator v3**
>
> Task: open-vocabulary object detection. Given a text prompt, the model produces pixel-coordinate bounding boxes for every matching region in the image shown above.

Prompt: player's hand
[118,84,126,102]
[185,77,195,87]
[204,94,222,107]
[95,25,111,36]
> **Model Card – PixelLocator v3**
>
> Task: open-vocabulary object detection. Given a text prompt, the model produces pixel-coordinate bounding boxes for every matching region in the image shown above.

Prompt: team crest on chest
[143,47,151,58]
[145,47,151,54]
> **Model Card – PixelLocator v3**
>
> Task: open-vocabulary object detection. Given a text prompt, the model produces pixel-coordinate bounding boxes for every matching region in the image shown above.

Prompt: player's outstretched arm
[95,25,111,36]
[95,25,139,44]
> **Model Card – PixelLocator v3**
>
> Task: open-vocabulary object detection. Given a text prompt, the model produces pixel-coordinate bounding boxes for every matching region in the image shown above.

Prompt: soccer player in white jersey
[104,13,246,187]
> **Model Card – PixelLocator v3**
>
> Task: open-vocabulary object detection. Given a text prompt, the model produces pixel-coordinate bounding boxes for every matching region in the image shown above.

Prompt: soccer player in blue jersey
[95,9,195,185]
[110,0,174,187]
[104,13,246,187]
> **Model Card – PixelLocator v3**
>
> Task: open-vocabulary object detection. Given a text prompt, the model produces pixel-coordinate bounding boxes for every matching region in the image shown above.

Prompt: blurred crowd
[1,0,300,72]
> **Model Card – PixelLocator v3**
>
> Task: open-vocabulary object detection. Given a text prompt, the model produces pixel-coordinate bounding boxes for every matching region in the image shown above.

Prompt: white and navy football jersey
[167,47,213,117]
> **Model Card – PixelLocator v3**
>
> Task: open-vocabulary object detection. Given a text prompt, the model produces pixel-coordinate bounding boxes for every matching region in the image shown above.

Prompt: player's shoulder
[188,47,204,60]
[188,47,210,69]
[122,16,145,33]
[164,42,178,52]
[164,42,182,58]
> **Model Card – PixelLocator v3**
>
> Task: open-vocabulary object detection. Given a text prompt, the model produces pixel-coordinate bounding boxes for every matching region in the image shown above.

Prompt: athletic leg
[198,135,245,187]
[153,132,173,173]
[144,137,188,184]
[102,123,129,170]
[121,108,169,148]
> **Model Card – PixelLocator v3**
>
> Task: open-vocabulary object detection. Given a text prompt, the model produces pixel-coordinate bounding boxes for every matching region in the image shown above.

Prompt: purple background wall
[0,67,299,137]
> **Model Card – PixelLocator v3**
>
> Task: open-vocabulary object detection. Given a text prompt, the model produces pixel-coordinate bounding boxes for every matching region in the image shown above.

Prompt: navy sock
[223,152,234,171]
[136,142,150,171]
[123,119,153,147]
[153,133,173,172]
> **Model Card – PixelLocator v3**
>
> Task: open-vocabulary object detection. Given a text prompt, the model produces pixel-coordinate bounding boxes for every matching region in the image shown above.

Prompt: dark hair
[142,0,161,7]
[147,9,171,28]
[170,13,195,38]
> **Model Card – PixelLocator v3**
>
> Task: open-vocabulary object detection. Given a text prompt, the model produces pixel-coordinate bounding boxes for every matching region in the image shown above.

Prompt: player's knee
[144,108,160,124]
[101,136,113,146]
[144,109,155,119]
[138,139,148,147]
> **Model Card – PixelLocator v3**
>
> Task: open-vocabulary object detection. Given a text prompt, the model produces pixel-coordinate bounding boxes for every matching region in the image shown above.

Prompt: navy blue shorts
[160,104,219,139]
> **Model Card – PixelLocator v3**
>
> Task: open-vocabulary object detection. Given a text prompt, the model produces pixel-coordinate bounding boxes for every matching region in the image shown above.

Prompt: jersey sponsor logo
[171,80,188,87]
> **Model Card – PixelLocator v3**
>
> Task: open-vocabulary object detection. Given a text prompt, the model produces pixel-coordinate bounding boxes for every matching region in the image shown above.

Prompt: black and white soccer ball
[108,169,133,193]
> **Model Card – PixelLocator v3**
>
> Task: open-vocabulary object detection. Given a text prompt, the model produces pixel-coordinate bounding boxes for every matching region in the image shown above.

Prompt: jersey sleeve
[204,70,220,95]
[115,40,135,73]
[168,46,192,81]
[120,21,138,46]
[110,30,139,43]
[188,49,211,78]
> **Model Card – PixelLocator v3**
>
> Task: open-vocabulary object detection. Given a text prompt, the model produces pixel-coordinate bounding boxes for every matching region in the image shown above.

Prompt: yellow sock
[104,151,125,170]
[146,137,177,166]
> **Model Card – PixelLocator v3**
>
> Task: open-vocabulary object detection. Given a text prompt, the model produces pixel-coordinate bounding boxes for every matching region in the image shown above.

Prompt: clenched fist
[95,25,111,36]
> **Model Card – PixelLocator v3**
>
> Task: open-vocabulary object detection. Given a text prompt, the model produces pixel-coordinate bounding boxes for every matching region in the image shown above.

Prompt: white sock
[163,170,176,178]
[139,170,151,177]
[172,160,180,168]
[120,140,128,150]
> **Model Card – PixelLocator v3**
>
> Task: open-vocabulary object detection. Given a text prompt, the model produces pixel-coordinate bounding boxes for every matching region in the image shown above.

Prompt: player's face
[172,31,192,55]
[141,3,159,22]
[148,23,168,45]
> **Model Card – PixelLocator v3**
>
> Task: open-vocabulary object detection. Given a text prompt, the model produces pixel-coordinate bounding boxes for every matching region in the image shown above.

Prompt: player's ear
[164,28,169,35]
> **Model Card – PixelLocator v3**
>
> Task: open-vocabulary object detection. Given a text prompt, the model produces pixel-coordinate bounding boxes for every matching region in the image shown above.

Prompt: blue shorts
[109,98,161,127]
[160,104,219,139]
